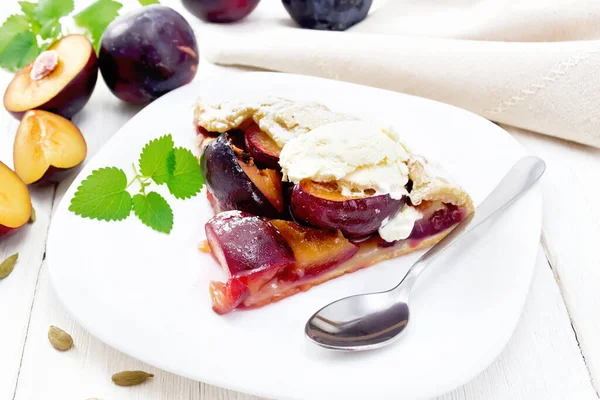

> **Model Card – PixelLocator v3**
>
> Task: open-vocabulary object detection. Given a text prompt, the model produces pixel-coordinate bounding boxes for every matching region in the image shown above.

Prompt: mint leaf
[132,192,173,233]
[74,0,122,51]
[69,167,133,221]
[19,2,38,20]
[0,31,39,70]
[18,2,42,33]
[139,134,175,184]
[34,0,74,24]
[39,19,61,40]
[138,0,160,4]
[167,148,204,199]
[0,15,30,53]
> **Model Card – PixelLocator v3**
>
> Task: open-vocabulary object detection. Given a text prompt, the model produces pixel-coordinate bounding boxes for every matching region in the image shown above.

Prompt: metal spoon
[305,156,546,351]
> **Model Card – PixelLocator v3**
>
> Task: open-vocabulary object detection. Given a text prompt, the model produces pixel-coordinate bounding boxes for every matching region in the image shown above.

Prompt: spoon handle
[394,156,546,296]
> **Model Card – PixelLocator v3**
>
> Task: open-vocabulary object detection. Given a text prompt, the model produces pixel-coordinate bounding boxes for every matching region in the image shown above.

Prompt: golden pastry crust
[408,155,474,214]
[194,97,356,148]
[193,98,258,133]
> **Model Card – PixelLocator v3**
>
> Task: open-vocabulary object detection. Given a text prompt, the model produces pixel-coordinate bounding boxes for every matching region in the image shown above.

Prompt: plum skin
[282,0,373,31]
[0,225,16,239]
[290,183,405,238]
[182,0,261,23]
[205,211,294,278]
[409,204,466,240]
[206,211,295,294]
[99,5,199,104]
[25,166,82,186]
[201,134,284,219]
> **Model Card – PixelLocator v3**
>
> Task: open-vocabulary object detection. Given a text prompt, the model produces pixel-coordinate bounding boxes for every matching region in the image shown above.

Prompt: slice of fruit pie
[195,97,474,314]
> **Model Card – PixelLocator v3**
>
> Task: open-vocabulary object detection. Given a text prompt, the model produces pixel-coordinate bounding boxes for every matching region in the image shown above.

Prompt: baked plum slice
[290,180,405,238]
[209,278,249,315]
[270,220,358,280]
[205,211,295,313]
[244,123,281,170]
[201,134,284,218]
[409,203,467,240]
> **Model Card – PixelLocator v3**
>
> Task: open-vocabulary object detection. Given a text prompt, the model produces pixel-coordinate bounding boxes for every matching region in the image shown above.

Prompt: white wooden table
[2,2,600,399]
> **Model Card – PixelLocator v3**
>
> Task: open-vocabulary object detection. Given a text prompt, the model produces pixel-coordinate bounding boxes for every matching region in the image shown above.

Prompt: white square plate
[47,73,541,400]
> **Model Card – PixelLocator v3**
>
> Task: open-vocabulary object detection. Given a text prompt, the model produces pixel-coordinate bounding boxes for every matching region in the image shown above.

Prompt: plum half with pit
[182,0,261,23]
[206,211,295,313]
[13,110,87,185]
[282,0,373,31]
[291,180,405,238]
[99,5,199,104]
[0,162,32,239]
[4,35,98,119]
[201,134,285,219]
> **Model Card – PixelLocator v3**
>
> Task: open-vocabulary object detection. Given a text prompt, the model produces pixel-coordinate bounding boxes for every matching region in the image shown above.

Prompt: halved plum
[4,35,98,119]
[270,220,358,280]
[290,180,405,238]
[14,110,87,185]
[205,211,295,294]
[0,162,32,238]
[201,134,284,218]
[244,123,281,169]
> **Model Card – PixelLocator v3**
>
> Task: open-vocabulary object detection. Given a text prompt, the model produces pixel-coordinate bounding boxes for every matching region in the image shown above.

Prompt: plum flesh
[13,110,87,185]
[270,220,358,280]
[99,5,199,104]
[291,180,405,238]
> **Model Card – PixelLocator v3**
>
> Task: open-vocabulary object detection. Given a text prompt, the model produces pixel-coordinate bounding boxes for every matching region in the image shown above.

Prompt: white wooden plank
[0,67,56,400]
[14,249,596,400]
[440,250,596,400]
[509,126,600,394]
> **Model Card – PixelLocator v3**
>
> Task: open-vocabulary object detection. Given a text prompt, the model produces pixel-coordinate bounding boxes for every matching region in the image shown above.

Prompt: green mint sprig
[68,134,204,234]
[0,0,158,71]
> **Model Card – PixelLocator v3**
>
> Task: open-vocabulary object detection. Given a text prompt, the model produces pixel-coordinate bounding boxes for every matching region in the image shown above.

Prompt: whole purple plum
[99,5,199,104]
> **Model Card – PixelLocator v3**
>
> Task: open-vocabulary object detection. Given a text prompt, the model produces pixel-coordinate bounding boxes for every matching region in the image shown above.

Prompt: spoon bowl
[306,291,410,351]
[305,156,546,351]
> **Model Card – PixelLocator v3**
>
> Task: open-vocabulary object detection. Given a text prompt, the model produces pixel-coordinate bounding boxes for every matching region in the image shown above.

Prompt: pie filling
[195,98,474,315]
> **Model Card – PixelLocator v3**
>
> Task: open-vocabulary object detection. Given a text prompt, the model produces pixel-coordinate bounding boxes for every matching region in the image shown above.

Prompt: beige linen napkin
[196,0,600,147]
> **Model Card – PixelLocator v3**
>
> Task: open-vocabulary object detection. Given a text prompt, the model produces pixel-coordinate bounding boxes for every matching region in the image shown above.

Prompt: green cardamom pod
[29,208,36,223]
[48,325,73,351]
[112,370,154,386]
[0,253,18,279]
